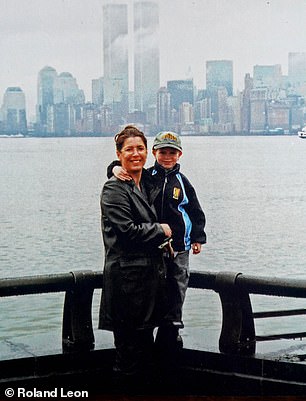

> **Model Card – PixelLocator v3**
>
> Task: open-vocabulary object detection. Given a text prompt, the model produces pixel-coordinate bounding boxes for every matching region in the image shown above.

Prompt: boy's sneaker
[176,334,183,349]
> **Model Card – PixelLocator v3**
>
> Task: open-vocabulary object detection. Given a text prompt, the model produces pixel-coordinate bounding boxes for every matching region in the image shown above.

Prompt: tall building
[1,87,27,134]
[288,52,306,86]
[241,73,253,133]
[46,103,70,135]
[227,94,242,133]
[157,86,171,129]
[194,97,211,124]
[37,66,57,130]
[179,102,193,125]
[53,72,84,105]
[206,60,233,96]
[267,102,290,131]
[253,64,282,89]
[103,3,129,123]
[92,77,104,105]
[167,79,194,112]
[134,1,160,114]
[206,60,233,124]
[217,87,230,124]
[250,88,268,132]
[36,66,87,135]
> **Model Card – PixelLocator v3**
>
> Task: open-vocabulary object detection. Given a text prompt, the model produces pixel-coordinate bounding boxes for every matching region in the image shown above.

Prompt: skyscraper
[103,3,129,123]
[205,60,233,123]
[37,66,57,130]
[167,79,194,111]
[134,1,160,114]
[253,64,282,89]
[53,72,84,105]
[288,52,306,86]
[157,86,171,129]
[206,60,233,96]
[241,73,253,133]
[92,77,104,106]
[102,1,160,125]
[250,88,268,133]
[179,102,193,125]
[1,87,27,134]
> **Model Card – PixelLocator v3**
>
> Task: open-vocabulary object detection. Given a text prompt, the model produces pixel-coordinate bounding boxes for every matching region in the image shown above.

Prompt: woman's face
[117,136,148,175]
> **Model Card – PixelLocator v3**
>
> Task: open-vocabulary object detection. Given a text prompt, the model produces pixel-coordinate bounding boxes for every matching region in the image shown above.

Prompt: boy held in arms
[108,131,206,350]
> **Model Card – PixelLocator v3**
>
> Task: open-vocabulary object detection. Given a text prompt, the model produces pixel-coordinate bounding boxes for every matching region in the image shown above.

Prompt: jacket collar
[125,169,158,218]
[152,161,180,177]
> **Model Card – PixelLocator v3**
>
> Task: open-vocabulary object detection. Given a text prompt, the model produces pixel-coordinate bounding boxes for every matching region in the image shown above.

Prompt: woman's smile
[117,137,148,174]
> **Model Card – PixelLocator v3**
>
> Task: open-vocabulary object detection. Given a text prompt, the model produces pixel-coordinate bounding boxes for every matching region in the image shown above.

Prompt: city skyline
[1,0,306,118]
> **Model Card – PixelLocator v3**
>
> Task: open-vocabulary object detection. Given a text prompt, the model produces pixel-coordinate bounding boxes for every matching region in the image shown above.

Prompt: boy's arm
[184,177,207,245]
[107,161,137,181]
[107,160,121,179]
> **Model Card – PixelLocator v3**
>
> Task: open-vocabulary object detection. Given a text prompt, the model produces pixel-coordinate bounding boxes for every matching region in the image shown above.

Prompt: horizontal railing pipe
[1,270,306,355]
[2,270,306,298]
[253,308,306,319]
[235,274,306,298]
[0,271,103,297]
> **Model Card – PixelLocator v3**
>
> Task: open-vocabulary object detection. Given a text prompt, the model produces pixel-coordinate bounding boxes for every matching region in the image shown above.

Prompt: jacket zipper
[161,176,168,221]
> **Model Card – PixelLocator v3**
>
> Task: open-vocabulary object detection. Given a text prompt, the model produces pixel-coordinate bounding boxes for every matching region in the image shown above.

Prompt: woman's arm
[101,179,170,249]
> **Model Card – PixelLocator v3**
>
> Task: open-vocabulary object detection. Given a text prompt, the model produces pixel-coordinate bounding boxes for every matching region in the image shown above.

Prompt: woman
[99,125,172,377]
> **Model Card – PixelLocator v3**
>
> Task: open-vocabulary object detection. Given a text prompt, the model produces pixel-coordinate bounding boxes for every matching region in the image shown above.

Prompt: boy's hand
[113,166,132,181]
[192,243,202,254]
[165,239,174,260]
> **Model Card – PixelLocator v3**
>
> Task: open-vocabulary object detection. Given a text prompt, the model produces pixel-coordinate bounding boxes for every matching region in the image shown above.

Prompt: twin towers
[103,1,160,123]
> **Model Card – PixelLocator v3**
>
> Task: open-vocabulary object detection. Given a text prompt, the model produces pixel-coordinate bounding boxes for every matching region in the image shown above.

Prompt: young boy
[108,131,206,351]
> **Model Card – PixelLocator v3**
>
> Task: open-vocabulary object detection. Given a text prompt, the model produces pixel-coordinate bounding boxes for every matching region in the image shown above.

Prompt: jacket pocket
[119,255,152,268]
[118,256,158,327]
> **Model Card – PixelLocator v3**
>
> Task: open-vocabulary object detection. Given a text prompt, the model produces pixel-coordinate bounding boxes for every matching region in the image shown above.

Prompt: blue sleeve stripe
[176,173,192,250]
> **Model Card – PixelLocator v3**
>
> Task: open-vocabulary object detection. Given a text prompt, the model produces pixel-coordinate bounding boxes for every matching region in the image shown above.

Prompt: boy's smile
[153,147,182,170]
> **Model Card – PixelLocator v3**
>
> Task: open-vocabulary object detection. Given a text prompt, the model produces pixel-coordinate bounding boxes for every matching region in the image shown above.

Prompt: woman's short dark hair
[115,125,147,152]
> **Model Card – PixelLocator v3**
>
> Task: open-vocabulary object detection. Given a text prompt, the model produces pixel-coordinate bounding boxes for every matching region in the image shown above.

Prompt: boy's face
[153,147,182,169]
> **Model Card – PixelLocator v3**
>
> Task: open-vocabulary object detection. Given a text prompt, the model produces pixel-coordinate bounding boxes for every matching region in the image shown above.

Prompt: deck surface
[1,328,306,397]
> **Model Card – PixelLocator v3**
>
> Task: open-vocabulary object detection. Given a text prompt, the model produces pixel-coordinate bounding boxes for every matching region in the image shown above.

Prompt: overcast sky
[1,0,306,118]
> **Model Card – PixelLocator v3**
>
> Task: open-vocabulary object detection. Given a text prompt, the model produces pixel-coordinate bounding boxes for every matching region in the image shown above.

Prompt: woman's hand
[160,223,172,238]
[113,165,133,181]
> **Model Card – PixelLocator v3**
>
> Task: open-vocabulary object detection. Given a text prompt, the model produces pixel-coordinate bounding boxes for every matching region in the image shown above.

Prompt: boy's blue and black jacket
[107,160,206,252]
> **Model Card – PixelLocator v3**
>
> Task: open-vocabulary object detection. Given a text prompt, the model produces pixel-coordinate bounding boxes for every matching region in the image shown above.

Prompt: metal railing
[1,270,306,355]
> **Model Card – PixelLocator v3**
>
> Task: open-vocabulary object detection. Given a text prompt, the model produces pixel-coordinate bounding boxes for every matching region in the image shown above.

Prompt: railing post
[215,271,256,355]
[62,271,95,352]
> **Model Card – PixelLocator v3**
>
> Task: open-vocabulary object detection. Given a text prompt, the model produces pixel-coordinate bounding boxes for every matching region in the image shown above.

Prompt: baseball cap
[153,131,182,151]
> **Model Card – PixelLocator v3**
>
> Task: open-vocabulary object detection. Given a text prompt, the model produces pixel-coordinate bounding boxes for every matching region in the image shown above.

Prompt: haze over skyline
[1,0,306,119]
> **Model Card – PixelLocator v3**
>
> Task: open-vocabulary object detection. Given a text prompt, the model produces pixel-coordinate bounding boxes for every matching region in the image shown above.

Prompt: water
[1,135,306,342]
